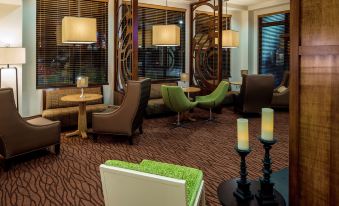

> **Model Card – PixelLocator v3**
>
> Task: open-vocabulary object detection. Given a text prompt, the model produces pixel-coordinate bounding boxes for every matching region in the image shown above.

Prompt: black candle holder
[256,137,278,205]
[233,147,254,201]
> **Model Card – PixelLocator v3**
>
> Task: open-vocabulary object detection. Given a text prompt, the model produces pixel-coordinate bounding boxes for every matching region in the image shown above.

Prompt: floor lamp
[0,48,26,110]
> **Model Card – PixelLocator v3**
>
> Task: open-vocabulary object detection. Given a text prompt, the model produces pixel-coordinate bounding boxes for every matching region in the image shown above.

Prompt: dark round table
[217,179,286,206]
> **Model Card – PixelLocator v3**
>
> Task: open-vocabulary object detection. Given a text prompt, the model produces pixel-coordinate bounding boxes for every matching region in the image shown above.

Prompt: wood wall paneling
[290,0,339,205]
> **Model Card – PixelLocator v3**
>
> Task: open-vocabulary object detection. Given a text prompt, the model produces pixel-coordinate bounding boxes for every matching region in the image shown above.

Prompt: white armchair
[100,160,206,206]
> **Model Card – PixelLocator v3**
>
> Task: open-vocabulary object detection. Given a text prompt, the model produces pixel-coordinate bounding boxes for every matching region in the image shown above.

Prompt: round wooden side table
[218,179,286,206]
[61,94,103,139]
[182,86,201,98]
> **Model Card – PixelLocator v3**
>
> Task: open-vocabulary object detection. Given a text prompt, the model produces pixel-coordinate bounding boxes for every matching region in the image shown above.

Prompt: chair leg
[54,144,60,155]
[92,133,98,143]
[139,125,143,134]
[3,159,11,172]
[128,136,134,145]
[177,112,181,126]
[209,108,213,121]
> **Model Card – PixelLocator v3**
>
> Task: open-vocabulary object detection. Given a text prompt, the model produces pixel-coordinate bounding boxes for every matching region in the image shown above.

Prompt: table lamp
[180,73,189,88]
[0,47,26,110]
[77,76,89,98]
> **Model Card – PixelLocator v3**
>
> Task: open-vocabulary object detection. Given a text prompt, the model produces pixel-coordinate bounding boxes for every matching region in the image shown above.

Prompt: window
[36,0,108,89]
[259,12,290,86]
[135,5,186,81]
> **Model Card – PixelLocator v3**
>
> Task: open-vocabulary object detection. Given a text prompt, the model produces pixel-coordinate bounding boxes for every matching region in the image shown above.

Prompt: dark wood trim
[258,10,290,18]
[113,0,118,91]
[189,4,193,86]
[131,0,139,80]
[217,0,223,82]
[123,1,186,12]
[289,0,301,205]
[299,45,339,55]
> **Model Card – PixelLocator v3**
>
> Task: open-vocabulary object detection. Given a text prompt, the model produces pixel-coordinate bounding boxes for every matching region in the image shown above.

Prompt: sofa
[146,82,177,116]
[42,87,108,128]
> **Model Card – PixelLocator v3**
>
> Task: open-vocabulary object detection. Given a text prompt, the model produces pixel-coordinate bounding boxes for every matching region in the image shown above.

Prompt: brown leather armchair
[92,78,151,145]
[0,88,61,171]
[234,74,274,114]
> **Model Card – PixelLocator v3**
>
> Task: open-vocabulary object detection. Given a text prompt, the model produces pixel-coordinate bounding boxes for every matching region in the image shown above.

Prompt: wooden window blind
[259,12,290,86]
[36,0,108,89]
[134,5,186,81]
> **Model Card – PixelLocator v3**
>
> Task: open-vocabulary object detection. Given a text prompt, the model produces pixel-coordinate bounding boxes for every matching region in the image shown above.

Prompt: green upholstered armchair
[161,85,198,126]
[195,81,229,121]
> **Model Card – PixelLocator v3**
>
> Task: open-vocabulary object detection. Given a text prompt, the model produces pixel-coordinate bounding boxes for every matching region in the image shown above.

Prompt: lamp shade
[215,30,240,48]
[180,73,189,82]
[62,16,97,44]
[77,76,89,88]
[152,25,180,46]
[0,48,26,65]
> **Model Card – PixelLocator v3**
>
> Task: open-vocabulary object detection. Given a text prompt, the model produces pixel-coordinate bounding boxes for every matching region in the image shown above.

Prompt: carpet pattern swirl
[0,108,289,206]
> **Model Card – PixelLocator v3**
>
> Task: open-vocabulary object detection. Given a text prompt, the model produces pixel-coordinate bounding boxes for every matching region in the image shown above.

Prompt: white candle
[237,118,249,150]
[261,108,274,141]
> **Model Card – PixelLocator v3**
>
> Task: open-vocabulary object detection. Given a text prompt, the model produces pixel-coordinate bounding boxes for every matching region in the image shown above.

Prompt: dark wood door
[290,0,339,205]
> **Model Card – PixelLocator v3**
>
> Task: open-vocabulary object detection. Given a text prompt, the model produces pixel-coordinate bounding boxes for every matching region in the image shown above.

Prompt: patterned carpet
[0,108,289,206]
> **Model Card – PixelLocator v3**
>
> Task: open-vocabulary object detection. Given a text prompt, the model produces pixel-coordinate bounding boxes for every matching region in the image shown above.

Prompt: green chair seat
[196,81,229,120]
[105,160,203,206]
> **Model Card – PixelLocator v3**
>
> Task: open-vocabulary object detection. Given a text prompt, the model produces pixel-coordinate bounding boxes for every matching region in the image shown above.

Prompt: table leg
[78,102,88,138]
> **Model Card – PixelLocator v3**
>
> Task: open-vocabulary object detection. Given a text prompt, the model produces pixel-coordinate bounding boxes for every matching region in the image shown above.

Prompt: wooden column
[217,0,223,82]
[290,0,339,205]
[131,0,139,80]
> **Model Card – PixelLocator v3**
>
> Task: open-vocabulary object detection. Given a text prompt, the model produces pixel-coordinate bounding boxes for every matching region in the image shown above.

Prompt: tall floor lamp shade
[0,47,26,110]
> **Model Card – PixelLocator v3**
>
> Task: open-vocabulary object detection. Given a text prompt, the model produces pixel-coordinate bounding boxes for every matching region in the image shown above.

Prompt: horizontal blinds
[37,0,108,89]
[259,13,290,86]
[137,6,185,81]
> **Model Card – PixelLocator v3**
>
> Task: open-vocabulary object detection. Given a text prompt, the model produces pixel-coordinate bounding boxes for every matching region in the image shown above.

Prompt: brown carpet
[0,108,289,206]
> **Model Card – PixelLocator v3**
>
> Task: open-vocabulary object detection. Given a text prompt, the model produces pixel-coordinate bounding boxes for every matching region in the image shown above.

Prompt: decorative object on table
[240,69,248,77]
[62,0,97,44]
[178,73,189,88]
[152,0,180,46]
[256,108,279,205]
[77,76,89,98]
[215,0,239,48]
[195,81,229,121]
[234,118,253,200]
[0,47,26,111]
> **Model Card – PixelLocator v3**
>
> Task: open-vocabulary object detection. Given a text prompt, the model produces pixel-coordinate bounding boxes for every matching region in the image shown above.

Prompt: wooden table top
[182,87,201,93]
[61,94,103,103]
[230,81,242,86]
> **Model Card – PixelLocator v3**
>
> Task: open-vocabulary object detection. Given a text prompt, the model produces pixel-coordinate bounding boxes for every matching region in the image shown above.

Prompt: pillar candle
[261,108,274,141]
[237,118,249,150]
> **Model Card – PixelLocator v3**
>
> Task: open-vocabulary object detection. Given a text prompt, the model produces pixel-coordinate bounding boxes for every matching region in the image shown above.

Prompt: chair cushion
[276,86,288,93]
[150,83,177,99]
[45,87,103,109]
[146,98,172,115]
[105,160,203,206]
[27,117,56,126]
[42,104,108,127]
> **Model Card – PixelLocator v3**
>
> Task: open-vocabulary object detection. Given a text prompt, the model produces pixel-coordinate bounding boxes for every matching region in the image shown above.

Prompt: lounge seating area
[0,0,338,206]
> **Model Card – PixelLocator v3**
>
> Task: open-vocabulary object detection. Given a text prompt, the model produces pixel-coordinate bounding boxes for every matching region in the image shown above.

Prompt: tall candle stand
[234,147,253,201]
[256,137,278,205]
